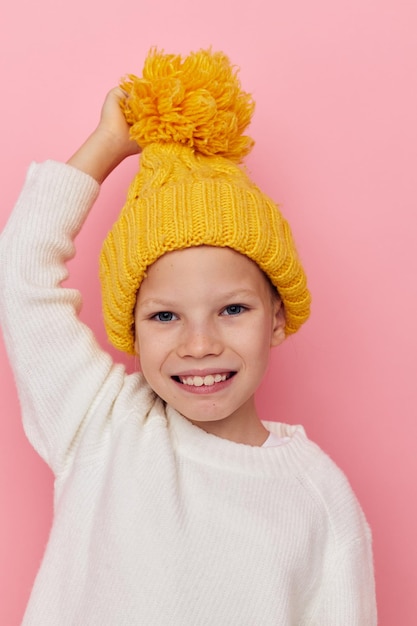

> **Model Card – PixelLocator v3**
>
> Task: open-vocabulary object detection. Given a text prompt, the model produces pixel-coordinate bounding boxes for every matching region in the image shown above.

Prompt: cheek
[252,318,275,348]
[138,354,165,396]
[135,330,171,374]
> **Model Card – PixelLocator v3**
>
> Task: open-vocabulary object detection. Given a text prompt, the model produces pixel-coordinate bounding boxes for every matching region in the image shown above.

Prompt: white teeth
[180,374,228,386]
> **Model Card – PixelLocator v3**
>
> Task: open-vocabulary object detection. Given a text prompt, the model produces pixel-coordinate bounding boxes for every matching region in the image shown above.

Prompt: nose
[177,321,223,359]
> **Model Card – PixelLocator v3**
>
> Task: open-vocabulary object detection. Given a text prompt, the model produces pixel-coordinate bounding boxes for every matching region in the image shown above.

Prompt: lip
[173,368,234,377]
[171,371,236,395]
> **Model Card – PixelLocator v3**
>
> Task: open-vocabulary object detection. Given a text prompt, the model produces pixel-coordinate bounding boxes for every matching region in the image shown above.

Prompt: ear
[270,300,286,347]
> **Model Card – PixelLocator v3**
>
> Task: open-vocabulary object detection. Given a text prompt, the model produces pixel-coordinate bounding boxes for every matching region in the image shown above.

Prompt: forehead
[137,246,273,300]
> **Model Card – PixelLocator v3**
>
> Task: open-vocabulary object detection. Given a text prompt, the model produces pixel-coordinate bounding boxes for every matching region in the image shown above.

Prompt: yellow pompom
[120,48,255,162]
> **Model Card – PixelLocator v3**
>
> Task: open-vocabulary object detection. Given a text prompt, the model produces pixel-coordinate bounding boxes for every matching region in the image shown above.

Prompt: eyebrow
[213,289,261,301]
[138,289,261,310]
[137,298,177,310]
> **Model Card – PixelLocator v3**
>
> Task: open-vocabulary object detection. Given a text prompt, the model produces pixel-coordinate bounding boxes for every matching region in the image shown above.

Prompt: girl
[0,48,376,625]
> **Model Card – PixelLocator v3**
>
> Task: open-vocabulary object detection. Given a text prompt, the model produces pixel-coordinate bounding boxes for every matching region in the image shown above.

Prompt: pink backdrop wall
[1,1,416,623]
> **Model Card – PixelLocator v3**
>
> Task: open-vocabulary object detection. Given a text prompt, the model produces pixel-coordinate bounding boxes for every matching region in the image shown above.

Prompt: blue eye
[223,304,245,316]
[154,311,176,322]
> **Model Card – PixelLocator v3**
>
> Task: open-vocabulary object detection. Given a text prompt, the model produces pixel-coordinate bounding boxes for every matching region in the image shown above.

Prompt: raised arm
[0,89,143,475]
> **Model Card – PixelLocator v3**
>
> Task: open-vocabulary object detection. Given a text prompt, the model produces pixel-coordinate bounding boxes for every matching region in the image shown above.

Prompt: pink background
[1,1,416,623]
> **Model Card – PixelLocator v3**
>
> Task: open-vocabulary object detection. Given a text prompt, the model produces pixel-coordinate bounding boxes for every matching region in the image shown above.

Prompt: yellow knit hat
[99,48,311,354]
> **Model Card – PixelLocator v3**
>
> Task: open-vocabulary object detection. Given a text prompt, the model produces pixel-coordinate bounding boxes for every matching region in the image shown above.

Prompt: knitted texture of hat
[99,48,311,354]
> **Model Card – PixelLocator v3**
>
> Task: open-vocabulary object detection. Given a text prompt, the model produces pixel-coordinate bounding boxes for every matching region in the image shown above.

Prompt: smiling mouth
[172,373,235,387]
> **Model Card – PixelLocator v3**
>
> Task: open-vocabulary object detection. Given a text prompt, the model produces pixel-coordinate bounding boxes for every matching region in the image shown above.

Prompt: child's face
[134,246,285,431]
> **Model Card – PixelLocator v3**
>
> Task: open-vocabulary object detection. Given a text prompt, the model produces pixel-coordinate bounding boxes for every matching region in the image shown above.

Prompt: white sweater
[0,162,377,625]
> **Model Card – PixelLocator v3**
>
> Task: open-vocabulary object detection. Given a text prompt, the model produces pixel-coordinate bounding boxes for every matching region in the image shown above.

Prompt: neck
[189,407,270,446]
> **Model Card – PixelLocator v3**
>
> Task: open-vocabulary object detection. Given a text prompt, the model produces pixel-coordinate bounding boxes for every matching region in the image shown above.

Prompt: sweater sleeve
[0,161,127,474]
[306,533,377,625]
[302,454,377,626]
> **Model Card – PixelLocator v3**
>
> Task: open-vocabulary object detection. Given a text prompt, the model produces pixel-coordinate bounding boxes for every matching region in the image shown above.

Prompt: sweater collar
[166,405,320,478]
